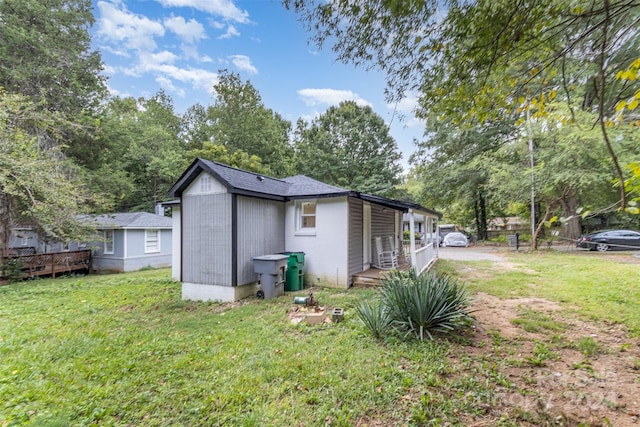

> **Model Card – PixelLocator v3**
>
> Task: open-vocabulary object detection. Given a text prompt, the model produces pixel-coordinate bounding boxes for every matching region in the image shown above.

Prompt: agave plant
[378,269,473,340]
[355,298,391,340]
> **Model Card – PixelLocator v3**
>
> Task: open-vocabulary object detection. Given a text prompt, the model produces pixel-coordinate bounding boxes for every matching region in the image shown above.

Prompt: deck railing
[413,242,436,275]
[1,250,92,281]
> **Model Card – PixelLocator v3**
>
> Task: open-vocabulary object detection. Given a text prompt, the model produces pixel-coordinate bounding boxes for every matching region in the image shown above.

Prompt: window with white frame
[145,229,160,253]
[104,230,114,254]
[200,174,212,193]
[296,200,317,232]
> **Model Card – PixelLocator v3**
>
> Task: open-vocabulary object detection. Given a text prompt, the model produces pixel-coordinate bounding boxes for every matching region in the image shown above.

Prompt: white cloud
[297,88,371,108]
[387,95,423,127]
[164,15,206,43]
[140,50,180,67]
[101,64,117,75]
[154,0,250,23]
[96,1,164,51]
[218,24,240,39]
[229,55,257,74]
[144,64,219,94]
[392,95,418,115]
[106,83,127,98]
[156,76,186,97]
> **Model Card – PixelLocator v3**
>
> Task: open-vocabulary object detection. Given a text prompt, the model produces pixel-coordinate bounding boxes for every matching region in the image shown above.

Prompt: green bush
[402,230,421,240]
[1,258,24,282]
[355,299,391,339]
[357,269,473,341]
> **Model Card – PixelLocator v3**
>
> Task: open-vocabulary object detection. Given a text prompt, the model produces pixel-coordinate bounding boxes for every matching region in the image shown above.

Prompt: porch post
[431,216,438,256]
[409,209,417,271]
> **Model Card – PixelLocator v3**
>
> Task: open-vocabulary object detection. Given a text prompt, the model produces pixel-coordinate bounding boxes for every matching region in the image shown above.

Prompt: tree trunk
[474,193,481,240]
[474,190,488,241]
[560,193,582,240]
[531,204,553,251]
[0,191,11,258]
[478,189,488,240]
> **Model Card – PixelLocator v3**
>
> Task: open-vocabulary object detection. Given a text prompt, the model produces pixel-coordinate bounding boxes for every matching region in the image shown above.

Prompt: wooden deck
[1,250,92,282]
[352,259,412,288]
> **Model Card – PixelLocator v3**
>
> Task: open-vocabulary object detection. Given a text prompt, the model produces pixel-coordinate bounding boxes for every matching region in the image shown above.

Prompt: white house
[168,159,441,302]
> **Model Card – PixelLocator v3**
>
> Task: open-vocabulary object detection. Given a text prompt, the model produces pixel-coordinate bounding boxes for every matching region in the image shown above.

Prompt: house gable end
[184,171,227,196]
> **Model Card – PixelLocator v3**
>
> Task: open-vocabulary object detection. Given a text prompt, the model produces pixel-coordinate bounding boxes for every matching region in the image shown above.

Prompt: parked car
[442,232,469,247]
[438,224,456,243]
[576,229,640,252]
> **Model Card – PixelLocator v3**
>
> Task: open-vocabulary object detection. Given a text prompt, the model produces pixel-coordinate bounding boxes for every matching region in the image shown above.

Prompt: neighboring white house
[167,159,441,302]
[82,212,172,272]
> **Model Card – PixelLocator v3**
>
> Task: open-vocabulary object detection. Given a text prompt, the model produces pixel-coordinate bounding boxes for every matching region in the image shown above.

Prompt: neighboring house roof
[169,158,442,218]
[80,212,172,229]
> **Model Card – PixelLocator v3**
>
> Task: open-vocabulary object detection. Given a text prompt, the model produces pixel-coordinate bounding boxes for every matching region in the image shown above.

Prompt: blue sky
[91,0,424,169]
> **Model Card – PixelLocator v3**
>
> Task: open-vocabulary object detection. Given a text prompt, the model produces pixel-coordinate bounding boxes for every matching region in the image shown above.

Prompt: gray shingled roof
[201,159,291,196]
[282,175,351,197]
[81,212,172,229]
[168,158,441,218]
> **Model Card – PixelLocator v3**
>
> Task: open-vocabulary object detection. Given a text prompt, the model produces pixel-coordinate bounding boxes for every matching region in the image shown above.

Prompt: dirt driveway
[438,246,508,262]
[438,247,640,426]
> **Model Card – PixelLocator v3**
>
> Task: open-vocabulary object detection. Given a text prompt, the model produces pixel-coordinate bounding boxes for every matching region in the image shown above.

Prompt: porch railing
[414,242,436,275]
[1,250,92,281]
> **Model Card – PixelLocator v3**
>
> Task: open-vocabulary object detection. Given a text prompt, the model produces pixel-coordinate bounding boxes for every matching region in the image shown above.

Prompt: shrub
[403,230,421,240]
[355,299,391,340]
[1,258,24,283]
[357,269,473,341]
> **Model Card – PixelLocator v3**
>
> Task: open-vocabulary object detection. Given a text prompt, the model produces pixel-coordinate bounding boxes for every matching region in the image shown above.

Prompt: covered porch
[353,207,440,287]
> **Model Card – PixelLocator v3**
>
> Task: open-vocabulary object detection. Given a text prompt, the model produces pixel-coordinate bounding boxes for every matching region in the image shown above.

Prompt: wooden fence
[1,250,92,281]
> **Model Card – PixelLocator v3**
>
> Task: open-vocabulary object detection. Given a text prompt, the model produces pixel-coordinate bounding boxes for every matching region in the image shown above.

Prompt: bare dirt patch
[462,292,640,426]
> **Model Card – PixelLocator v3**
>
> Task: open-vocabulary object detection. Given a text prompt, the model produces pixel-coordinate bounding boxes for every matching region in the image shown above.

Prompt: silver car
[442,232,469,247]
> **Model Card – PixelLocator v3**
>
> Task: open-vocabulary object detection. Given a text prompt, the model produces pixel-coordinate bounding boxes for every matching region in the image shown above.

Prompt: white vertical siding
[171,206,181,280]
[236,196,285,286]
[348,198,363,280]
[182,193,232,286]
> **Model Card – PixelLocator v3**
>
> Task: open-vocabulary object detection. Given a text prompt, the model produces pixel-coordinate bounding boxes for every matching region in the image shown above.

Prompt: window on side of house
[104,230,114,254]
[145,229,160,253]
[296,200,317,234]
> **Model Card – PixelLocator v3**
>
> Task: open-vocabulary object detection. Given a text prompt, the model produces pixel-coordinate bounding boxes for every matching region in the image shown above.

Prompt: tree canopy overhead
[285,0,640,212]
[0,0,106,115]
[293,101,403,196]
[207,70,294,177]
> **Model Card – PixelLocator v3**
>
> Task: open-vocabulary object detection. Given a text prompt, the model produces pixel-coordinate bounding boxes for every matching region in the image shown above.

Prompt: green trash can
[280,252,305,291]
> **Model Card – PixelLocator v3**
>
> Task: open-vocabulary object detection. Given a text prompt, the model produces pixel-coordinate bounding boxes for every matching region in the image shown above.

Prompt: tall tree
[285,0,640,210]
[0,0,105,115]
[207,70,294,176]
[0,91,103,257]
[293,101,403,196]
[94,92,187,212]
[180,103,211,151]
[189,143,268,174]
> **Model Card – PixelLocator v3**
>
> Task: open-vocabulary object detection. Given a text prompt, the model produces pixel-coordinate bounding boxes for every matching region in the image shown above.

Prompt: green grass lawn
[1,270,454,426]
[1,252,638,426]
[437,251,640,335]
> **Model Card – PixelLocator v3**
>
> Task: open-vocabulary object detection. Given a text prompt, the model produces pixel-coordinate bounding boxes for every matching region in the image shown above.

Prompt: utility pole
[527,106,535,239]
